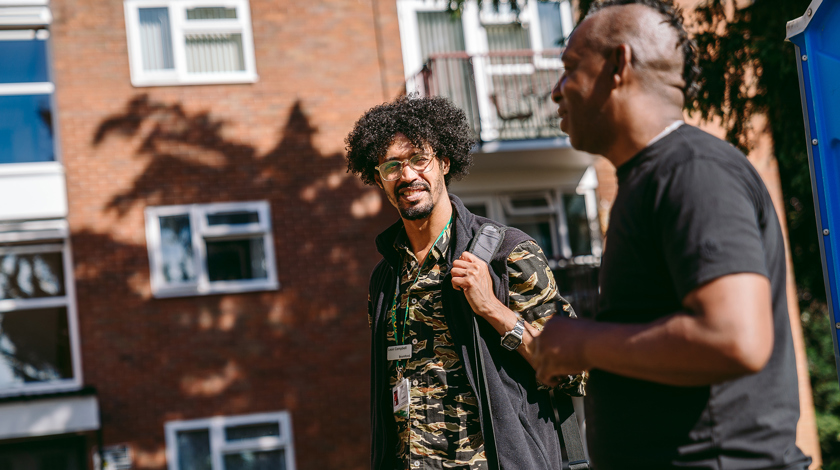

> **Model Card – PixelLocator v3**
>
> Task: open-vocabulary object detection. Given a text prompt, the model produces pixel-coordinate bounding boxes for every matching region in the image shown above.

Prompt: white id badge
[392,378,410,416]
[386,344,412,361]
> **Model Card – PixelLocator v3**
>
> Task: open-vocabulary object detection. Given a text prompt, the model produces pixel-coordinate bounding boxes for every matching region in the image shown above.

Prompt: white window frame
[459,194,502,221]
[0,219,83,397]
[145,200,278,298]
[123,0,258,87]
[165,411,296,470]
[0,5,62,166]
[457,187,601,264]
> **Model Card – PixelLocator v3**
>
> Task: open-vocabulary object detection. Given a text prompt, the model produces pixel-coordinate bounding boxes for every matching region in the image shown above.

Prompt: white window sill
[0,380,83,400]
[130,72,259,88]
[152,280,279,299]
[0,161,63,176]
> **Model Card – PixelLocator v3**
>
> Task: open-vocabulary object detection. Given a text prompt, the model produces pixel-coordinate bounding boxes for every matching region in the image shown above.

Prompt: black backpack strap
[551,390,590,470]
[468,223,590,470]
[467,223,507,264]
[465,223,506,470]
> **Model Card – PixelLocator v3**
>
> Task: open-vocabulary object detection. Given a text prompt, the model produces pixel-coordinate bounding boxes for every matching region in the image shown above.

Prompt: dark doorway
[0,434,87,470]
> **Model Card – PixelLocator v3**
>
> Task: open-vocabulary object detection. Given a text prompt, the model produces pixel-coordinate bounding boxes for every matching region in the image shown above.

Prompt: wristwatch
[501,319,526,351]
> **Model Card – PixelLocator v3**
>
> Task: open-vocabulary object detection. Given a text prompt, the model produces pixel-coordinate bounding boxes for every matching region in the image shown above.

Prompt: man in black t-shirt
[532,0,812,469]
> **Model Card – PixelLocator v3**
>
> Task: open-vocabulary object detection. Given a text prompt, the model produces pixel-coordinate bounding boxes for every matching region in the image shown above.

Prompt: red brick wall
[50,0,403,468]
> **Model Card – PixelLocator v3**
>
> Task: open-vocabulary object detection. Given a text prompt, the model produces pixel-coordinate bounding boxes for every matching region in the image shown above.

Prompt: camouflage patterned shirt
[384,223,585,469]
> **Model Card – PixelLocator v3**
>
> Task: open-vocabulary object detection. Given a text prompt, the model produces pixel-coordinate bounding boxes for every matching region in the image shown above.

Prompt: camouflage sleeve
[507,240,587,397]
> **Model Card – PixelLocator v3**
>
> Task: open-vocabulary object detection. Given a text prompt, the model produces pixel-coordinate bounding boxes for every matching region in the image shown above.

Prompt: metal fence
[409,49,566,142]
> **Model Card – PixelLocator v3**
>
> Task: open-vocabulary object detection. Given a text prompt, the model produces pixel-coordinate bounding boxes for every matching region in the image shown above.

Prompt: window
[562,193,592,257]
[460,188,601,265]
[502,192,560,259]
[165,411,296,470]
[537,0,574,48]
[123,0,258,87]
[0,4,57,165]
[0,220,82,396]
[145,201,278,298]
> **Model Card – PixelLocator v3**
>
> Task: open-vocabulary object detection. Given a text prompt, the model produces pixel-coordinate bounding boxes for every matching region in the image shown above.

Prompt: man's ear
[441,157,450,175]
[612,44,632,87]
[374,173,383,189]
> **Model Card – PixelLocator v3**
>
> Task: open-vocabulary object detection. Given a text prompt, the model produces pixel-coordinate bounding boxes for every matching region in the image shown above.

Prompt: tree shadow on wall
[82,94,393,470]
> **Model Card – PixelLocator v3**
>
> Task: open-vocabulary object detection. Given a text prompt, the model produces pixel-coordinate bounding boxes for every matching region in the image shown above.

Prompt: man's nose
[397,161,420,181]
[551,74,565,104]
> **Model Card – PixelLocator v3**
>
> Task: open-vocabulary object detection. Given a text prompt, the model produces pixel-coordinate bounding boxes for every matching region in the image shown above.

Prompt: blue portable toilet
[787,0,840,384]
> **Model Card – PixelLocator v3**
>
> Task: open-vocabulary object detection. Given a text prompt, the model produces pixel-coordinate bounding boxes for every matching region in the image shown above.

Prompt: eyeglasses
[374,153,435,182]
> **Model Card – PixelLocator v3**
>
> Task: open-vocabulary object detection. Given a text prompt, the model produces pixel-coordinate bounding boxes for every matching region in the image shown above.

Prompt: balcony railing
[408,49,566,143]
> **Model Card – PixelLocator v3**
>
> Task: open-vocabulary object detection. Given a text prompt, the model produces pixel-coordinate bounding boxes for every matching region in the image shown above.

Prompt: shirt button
[412,420,419,426]
[411,298,418,305]
[412,379,419,386]
[413,462,420,468]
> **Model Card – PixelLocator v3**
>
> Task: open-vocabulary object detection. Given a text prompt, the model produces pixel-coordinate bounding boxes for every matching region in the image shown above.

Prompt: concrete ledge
[0,394,99,440]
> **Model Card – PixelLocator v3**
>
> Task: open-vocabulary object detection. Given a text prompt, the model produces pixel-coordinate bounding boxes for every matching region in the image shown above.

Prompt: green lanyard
[390,218,452,368]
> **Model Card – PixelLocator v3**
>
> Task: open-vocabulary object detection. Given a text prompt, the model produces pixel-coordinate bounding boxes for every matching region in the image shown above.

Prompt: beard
[401,201,435,220]
[393,181,436,221]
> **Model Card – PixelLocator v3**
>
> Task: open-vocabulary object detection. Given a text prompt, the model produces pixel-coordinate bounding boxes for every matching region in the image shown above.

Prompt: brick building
[0,0,818,468]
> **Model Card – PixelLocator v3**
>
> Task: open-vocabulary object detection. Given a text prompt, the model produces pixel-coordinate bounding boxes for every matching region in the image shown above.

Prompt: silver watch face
[501,332,522,350]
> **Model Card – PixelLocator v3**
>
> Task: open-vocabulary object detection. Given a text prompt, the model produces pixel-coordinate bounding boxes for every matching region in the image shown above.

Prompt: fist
[451,251,497,316]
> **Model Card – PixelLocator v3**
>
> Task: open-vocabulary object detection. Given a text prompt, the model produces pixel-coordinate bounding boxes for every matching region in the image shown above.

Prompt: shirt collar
[646,120,684,148]
[393,220,452,264]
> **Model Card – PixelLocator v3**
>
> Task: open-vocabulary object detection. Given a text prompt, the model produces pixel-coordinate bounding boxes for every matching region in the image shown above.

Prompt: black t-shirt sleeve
[654,158,769,300]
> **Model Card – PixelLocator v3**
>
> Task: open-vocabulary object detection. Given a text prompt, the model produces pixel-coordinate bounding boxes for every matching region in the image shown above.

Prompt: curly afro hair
[345,95,476,187]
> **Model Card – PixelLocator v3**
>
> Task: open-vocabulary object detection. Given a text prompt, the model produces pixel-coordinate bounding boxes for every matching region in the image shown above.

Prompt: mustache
[396,181,430,193]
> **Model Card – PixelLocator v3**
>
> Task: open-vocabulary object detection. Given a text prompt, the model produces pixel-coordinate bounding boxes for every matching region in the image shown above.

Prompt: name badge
[387,344,412,361]
[392,378,410,416]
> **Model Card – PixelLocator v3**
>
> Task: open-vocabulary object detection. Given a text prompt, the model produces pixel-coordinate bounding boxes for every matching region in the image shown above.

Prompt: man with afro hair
[346,95,586,469]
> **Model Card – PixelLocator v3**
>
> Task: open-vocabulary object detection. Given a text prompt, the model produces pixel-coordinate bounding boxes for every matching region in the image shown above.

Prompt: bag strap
[467,223,507,264]
[551,390,590,470]
[468,223,590,470]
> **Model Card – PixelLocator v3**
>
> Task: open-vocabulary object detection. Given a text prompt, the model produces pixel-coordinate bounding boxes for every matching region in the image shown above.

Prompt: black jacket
[368,194,566,470]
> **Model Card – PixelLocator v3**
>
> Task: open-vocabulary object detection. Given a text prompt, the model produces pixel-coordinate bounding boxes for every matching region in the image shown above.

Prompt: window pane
[509,195,551,210]
[207,211,260,226]
[176,429,212,470]
[0,307,72,388]
[463,204,488,219]
[159,215,197,283]
[185,33,245,73]
[138,7,175,71]
[509,218,555,259]
[223,450,285,470]
[0,251,65,300]
[563,194,592,256]
[0,94,54,164]
[485,23,531,52]
[187,7,237,19]
[225,422,280,442]
[0,35,49,83]
[206,237,267,282]
[538,1,565,47]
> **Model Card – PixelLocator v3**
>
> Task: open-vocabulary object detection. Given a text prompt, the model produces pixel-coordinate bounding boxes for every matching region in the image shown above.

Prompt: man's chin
[399,202,434,221]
